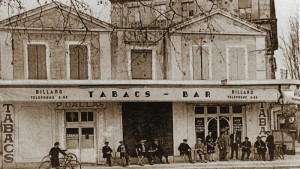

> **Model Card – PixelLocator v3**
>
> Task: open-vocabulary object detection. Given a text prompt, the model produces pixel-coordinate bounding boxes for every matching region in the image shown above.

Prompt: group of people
[177,130,276,163]
[102,139,169,167]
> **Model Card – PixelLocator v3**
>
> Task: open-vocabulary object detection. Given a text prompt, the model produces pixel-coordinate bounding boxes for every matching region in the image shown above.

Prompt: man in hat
[102,141,113,167]
[240,137,252,161]
[151,138,169,164]
[254,136,266,161]
[229,129,241,159]
[178,139,193,163]
[136,140,153,165]
[195,138,206,163]
[49,142,66,169]
[117,141,130,167]
[218,132,228,161]
[265,131,275,161]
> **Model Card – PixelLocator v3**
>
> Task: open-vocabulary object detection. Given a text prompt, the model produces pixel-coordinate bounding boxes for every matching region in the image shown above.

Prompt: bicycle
[274,144,284,160]
[42,151,78,162]
[39,154,81,169]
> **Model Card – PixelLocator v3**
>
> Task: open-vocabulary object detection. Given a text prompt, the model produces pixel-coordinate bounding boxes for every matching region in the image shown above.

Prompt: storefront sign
[233,117,242,131]
[195,118,205,132]
[55,102,106,109]
[282,90,300,104]
[259,103,267,135]
[2,104,14,163]
[0,88,278,102]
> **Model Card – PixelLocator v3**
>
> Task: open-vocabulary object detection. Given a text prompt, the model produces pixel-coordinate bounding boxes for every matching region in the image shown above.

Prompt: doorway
[122,102,173,156]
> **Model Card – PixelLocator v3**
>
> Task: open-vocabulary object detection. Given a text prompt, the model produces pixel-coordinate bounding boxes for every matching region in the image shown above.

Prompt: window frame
[65,41,92,80]
[226,45,249,80]
[189,44,212,80]
[127,46,156,80]
[23,41,50,80]
[154,4,167,21]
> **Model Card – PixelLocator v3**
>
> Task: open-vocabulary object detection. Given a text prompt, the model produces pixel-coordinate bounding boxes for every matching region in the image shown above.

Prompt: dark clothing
[136,143,153,164]
[266,134,275,160]
[254,140,266,161]
[49,147,66,168]
[229,132,241,159]
[205,135,216,154]
[240,141,252,160]
[117,144,129,166]
[178,142,193,162]
[218,136,227,161]
[151,142,169,163]
[102,145,113,166]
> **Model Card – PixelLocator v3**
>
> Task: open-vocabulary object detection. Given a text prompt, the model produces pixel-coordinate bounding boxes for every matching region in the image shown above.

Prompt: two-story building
[0,0,298,168]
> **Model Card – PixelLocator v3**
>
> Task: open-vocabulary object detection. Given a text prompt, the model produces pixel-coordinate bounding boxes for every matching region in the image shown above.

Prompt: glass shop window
[66,112,79,122]
[66,128,79,149]
[82,128,94,148]
[81,112,94,122]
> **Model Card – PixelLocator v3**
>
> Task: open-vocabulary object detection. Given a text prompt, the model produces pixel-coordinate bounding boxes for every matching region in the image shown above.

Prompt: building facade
[0,0,298,168]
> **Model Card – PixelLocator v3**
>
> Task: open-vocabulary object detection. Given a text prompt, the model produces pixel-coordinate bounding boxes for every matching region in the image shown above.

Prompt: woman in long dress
[205,131,216,162]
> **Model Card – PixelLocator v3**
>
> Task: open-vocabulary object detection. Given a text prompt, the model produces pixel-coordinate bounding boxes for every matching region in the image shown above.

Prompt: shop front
[0,82,280,167]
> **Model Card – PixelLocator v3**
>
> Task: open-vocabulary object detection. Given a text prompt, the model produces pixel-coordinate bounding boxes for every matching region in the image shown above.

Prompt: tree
[279,13,299,79]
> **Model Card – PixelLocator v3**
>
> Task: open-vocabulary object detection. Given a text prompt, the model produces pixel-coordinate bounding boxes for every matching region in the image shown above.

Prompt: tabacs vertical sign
[2,104,14,165]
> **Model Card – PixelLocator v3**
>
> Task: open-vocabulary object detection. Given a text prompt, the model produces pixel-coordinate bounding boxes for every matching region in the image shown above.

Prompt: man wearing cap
[178,139,193,163]
[265,131,275,161]
[229,129,241,159]
[151,139,169,164]
[240,137,252,161]
[102,141,113,167]
[254,136,266,161]
[136,140,153,165]
[49,142,66,169]
[117,141,130,167]
[218,132,228,161]
[195,138,206,163]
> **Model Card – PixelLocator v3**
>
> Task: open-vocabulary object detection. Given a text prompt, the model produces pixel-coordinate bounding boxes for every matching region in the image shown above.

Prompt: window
[192,45,210,80]
[195,106,204,114]
[227,47,248,80]
[131,50,152,79]
[258,0,270,19]
[154,4,166,20]
[128,6,140,23]
[233,106,243,114]
[81,112,94,121]
[220,106,229,114]
[66,42,91,80]
[238,0,252,20]
[207,106,217,114]
[26,44,48,79]
[182,2,195,18]
[66,112,79,122]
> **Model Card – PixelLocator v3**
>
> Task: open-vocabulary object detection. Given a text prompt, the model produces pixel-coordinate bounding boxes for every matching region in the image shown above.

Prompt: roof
[0,1,113,31]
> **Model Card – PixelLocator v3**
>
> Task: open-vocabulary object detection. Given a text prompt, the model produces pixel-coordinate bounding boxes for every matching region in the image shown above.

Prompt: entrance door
[66,111,95,163]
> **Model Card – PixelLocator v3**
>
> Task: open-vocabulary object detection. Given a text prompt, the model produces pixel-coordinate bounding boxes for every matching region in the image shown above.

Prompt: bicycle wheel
[65,160,81,169]
[66,153,78,161]
[41,155,51,162]
[39,161,51,169]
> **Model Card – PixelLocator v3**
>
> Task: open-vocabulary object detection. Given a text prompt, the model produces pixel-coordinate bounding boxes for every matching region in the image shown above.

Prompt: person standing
[265,131,275,161]
[229,129,241,159]
[178,139,194,163]
[206,131,216,162]
[218,132,228,161]
[240,137,251,161]
[49,142,66,169]
[117,141,130,167]
[151,138,169,164]
[136,140,153,165]
[102,141,113,167]
[254,136,266,161]
[194,138,207,163]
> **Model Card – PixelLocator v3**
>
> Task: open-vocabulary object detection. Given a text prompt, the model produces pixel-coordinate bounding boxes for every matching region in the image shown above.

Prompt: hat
[257,136,261,139]
[140,140,146,143]
[197,138,202,141]
[245,137,249,140]
[154,138,158,141]
[54,142,59,146]
[183,139,188,142]
[105,141,109,144]
[119,140,123,143]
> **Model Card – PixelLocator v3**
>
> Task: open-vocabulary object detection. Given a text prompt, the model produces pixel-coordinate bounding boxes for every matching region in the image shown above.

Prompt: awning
[281,90,300,105]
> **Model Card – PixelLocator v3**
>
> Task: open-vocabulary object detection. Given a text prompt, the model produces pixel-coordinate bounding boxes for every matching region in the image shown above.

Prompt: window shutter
[27,44,47,79]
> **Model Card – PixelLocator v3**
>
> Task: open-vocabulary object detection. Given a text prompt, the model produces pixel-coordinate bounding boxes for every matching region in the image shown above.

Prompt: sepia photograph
[0,0,299,168]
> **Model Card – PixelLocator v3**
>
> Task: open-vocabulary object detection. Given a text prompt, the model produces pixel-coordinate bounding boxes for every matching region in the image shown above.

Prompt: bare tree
[279,13,299,79]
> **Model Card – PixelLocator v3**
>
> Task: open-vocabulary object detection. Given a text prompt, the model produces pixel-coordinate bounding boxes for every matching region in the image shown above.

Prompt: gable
[0,2,112,31]
[172,10,266,35]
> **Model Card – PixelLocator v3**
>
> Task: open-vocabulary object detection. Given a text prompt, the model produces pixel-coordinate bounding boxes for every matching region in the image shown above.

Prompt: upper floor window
[182,1,195,18]
[154,4,167,20]
[131,49,152,79]
[191,45,211,80]
[128,6,140,23]
[227,46,248,80]
[258,0,270,19]
[66,42,91,80]
[25,42,50,80]
[238,0,252,20]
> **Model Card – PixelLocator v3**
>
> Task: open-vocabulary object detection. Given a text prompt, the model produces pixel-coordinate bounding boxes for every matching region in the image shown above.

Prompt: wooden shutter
[131,50,152,79]
[238,0,252,9]
[229,47,246,80]
[193,46,210,80]
[69,45,88,80]
[27,44,47,79]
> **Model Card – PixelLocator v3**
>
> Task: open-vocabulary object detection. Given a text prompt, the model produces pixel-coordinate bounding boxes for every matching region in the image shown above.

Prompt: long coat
[102,146,113,158]
[178,143,191,156]
[254,140,266,155]
[49,147,66,167]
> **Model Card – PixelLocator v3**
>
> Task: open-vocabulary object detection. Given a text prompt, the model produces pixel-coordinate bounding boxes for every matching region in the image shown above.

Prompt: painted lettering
[145,91,150,97]
[260,127,266,135]
[259,118,266,126]
[4,134,13,143]
[100,92,106,97]
[123,92,129,97]
[3,103,14,164]
[4,154,14,163]
[3,104,13,113]
[112,91,118,97]
[259,110,266,117]
[3,114,13,123]
[194,92,199,97]
[183,91,188,97]
[88,91,93,98]
[4,144,13,153]
[135,91,140,97]
[205,91,210,97]
[3,124,13,133]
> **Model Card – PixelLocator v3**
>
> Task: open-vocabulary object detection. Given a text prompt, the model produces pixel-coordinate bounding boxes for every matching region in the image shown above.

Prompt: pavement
[82,155,300,169]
